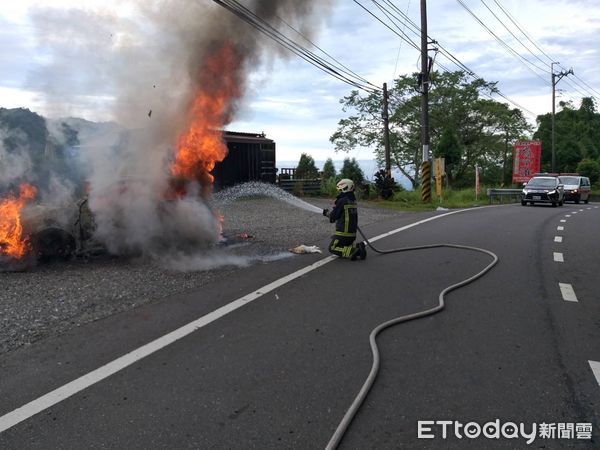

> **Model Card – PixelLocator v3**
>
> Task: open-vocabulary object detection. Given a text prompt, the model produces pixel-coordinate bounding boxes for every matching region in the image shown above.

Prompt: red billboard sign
[512,140,542,183]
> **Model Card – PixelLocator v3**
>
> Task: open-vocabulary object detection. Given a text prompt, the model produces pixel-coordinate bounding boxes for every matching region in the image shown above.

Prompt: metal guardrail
[278,178,321,195]
[487,188,523,204]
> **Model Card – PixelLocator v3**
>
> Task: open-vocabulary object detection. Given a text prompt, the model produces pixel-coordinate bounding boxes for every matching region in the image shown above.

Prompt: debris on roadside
[289,244,321,254]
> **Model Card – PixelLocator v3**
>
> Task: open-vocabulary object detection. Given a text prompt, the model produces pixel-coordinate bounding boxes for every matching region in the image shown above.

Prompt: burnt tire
[31,228,76,261]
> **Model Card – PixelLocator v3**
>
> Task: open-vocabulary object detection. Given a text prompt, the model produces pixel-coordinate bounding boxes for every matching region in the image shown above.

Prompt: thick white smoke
[24,0,333,263]
[0,128,32,188]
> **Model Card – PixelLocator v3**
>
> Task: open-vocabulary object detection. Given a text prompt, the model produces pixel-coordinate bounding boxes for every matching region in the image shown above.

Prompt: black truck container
[212,131,276,190]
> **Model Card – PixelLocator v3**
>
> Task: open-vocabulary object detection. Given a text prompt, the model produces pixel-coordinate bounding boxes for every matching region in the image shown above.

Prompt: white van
[558,175,591,204]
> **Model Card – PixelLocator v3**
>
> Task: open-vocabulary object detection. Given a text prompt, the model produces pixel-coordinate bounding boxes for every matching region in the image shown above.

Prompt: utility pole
[420,0,431,202]
[551,62,573,173]
[382,82,392,178]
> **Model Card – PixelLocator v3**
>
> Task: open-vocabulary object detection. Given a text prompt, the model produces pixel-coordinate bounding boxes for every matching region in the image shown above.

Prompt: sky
[1,0,599,166]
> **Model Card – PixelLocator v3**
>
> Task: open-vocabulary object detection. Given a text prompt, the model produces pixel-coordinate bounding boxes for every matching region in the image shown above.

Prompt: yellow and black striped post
[421,160,431,203]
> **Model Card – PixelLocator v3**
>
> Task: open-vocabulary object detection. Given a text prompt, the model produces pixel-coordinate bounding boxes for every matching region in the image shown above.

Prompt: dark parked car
[521,176,564,207]
[558,175,591,204]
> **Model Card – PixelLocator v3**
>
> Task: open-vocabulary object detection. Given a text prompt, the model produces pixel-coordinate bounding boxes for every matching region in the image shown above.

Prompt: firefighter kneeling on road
[322,179,366,261]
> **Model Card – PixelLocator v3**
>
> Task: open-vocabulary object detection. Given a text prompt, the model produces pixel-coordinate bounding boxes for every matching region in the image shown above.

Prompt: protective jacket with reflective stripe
[329,191,357,237]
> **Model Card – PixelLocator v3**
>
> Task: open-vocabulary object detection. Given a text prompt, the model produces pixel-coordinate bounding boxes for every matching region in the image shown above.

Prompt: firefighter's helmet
[336,178,355,193]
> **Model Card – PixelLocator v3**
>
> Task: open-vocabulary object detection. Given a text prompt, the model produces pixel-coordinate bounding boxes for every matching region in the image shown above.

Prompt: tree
[373,169,398,199]
[534,97,600,173]
[322,158,336,180]
[340,157,365,185]
[576,159,600,184]
[295,153,319,179]
[330,71,531,188]
[434,127,461,184]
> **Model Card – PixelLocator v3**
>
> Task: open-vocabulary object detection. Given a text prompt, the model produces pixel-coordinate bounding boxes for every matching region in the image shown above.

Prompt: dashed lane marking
[557,226,564,231]
[590,361,600,387]
[565,214,571,217]
[553,252,564,262]
[560,219,566,223]
[559,283,578,302]
[554,236,563,243]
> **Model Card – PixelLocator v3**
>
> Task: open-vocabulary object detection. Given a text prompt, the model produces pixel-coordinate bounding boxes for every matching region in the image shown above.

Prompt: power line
[376,1,475,76]
[435,59,537,118]
[480,0,550,71]
[357,0,535,116]
[456,0,551,85]
[212,0,380,93]
[570,73,600,98]
[392,0,412,79]
[491,0,554,62]
[274,14,375,89]
[352,0,420,52]
[490,0,600,100]
[381,0,421,37]
[370,0,420,51]
[459,0,597,105]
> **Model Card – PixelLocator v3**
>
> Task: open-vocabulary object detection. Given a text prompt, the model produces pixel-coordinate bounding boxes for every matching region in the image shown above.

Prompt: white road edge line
[554,236,563,243]
[590,361,600,387]
[553,252,564,262]
[559,283,578,302]
[0,207,480,433]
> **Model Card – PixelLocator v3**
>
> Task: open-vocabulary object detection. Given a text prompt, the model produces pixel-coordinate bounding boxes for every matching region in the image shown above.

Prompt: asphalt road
[1,202,599,449]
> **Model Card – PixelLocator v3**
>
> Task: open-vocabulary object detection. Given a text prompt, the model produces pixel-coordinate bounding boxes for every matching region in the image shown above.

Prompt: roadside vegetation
[292,69,600,209]
[317,176,600,211]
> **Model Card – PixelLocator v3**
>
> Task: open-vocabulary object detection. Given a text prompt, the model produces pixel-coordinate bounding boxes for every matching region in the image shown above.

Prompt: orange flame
[0,183,37,260]
[171,43,242,194]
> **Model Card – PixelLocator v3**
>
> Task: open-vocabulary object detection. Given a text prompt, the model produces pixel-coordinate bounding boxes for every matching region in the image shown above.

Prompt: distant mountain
[0,107,121,195]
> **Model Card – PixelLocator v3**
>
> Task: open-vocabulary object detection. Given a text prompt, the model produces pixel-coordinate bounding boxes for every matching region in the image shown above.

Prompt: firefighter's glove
[322,208,329,217]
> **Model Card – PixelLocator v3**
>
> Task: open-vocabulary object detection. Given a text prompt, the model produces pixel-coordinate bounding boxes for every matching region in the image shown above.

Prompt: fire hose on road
[326,225,499,450]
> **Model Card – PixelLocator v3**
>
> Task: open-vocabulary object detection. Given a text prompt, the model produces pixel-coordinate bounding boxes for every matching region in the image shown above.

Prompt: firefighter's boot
[358,242,367,260]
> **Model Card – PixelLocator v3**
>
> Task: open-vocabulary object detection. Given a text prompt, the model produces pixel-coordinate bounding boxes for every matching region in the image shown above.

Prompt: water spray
[213,181,322,214]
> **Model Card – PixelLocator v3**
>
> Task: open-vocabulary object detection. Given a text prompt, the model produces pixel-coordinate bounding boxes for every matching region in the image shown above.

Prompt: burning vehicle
[0,184,100,270]
[0,178,223,271]
[1,0,330,272]
[1,42,241,270]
